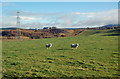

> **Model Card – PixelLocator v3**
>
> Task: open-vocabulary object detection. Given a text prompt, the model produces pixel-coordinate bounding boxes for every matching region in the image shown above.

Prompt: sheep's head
[50,43,52,45]
[76,44,79,46]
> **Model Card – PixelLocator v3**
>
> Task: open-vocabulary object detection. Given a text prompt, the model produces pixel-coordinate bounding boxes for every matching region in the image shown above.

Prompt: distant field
[2,29,119,78]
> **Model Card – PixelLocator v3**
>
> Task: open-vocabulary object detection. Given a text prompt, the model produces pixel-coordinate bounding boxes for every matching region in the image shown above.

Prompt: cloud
[6,11,63,17]
[2,2,16,6]
[2,16,44,27]
[2,9,118,28]
[20,16,43,21]
[72,12,94,18]
[75,9,118,27]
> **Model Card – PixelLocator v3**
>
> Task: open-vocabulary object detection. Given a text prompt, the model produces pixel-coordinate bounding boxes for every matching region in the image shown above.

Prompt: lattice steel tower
[16,11,21,39]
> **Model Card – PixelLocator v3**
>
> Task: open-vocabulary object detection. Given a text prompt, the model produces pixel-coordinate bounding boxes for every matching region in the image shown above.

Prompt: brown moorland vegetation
[1,29,84,39]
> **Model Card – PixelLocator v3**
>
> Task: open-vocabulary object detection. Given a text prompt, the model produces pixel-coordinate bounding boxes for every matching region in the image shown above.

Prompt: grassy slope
[2,29,119,77]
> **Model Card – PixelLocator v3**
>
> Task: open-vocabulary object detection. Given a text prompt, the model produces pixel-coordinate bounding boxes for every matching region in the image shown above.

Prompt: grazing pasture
[2,30,119,77]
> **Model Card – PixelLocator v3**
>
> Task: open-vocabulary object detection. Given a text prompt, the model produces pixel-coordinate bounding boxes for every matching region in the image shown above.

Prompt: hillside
[2,29,119,78]
[79,29,120,36]
[1,29,84,39]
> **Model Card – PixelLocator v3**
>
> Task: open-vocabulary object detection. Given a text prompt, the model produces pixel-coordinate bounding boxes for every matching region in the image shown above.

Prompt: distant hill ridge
[102,24,119,28]
[0,24,119,30]
[0,27,21,30]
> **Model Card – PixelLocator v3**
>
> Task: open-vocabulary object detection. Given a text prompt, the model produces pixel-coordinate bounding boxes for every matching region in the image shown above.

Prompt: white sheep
[46,43,52,49]
[71,43,79,49]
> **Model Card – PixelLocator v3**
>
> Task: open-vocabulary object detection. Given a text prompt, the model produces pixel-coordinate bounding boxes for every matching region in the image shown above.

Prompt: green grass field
[2,29,119,77]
